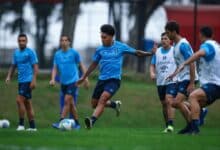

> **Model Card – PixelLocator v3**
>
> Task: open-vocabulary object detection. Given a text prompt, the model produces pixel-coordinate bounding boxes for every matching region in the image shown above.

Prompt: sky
[0,2,168,57]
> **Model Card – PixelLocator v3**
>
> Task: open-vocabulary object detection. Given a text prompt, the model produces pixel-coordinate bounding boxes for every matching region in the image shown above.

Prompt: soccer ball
[0,119,10,128]
[59,119,75,131]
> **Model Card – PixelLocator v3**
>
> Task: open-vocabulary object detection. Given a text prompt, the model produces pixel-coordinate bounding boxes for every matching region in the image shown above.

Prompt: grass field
[0,73,220,150]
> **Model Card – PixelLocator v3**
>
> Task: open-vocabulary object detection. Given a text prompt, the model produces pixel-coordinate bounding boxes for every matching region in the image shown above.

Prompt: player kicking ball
[76,24,154,129]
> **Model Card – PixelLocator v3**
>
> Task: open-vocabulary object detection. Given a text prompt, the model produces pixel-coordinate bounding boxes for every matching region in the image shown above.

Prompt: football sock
[167,120,173,126]
[110,101,116,108]
[91,116,97,125]
[19,118,24,126]
[192,119,199,130]
[75,119,80,125]
[29,120,36,128]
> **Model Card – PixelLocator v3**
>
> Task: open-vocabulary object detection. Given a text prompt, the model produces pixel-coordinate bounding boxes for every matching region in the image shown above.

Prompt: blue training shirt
[200,42,215,62]
[93,41,136,80]
[54,48,81,85]
[12,47,38,83]
[179,43,193,60]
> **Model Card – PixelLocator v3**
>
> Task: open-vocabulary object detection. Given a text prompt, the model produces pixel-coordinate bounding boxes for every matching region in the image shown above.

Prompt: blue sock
[110,101,116,108]
[192,119,199,131]
[75,119,79,125]
[91,116,97,125]
[167,120,173,126]
[19,118,24,126]
[29,120,36,128]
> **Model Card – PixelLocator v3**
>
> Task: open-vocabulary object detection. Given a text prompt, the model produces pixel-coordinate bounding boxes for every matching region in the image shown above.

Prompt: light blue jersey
[12,48,38,83]
[93,41,136,80]
[54,48,81,85]
[198,40,220,85]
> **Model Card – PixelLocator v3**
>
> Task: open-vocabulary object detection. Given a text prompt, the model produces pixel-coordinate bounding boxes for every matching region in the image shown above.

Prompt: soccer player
[150,32,177,133]
[76,24,154,129]
[5,34,38,131]
[175,26,219,134]
[50,35,87,129]
[165,21,197,134]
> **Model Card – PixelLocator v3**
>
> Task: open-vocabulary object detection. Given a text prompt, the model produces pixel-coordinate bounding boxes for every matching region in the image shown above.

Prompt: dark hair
[18,33,27,39]
[100,24,115,36]
[60,35,71,42]
[161,32,168,37]
[200,26,213,38]
[165,21,179,34]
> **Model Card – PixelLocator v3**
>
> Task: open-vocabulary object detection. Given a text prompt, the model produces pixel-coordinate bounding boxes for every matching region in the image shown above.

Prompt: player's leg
[164,83,177,133]
[22,82,37,131]
[16,95,26,131]
[85,91,112,129]
[25,100,37,131]
[16,82,29,131]
[172,81,191,134]
[156,86,168,131]
[85,79,120,129]
[189,84,220,134]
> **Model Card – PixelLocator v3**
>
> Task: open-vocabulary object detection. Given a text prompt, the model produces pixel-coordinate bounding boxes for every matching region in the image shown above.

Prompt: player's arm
[177,50,206,73]
[76,61,98,86]
[135,50,154,57]
[149,55,156,80]
[5,65,16,84]
[78,62,90,88]
[50,65,58,86]
[150,64,156,80]
[30,64,39,89]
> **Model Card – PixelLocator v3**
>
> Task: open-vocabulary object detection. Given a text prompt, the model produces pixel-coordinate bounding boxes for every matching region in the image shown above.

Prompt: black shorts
[61,82,77,97]
[177,80,190,96]
[200,83,220,105]
[18,82,32,99]
[92,78,121,99]
[157,83,177,101]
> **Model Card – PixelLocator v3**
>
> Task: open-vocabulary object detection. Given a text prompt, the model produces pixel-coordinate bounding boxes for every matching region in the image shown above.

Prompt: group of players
[5,21,220,135]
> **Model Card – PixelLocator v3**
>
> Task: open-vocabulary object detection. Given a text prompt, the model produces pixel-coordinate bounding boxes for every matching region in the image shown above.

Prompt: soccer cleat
[72,124,81,130]
[52,122,60,129]
[199,108,208,126]
[16,125,25,131]
[84,117,92,129]
[178,124,192,134]
[115,100,122,117]
[26,128,37,131]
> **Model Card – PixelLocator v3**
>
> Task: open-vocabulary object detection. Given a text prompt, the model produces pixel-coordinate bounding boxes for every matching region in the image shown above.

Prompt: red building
[165,5,220,50]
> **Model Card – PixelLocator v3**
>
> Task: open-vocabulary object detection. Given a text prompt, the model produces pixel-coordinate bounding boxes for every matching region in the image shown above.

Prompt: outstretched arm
[135,50,154,57]
[76,61,98,86]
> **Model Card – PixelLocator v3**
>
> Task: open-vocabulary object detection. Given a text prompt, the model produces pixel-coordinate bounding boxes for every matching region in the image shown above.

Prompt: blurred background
[0,0,220,74]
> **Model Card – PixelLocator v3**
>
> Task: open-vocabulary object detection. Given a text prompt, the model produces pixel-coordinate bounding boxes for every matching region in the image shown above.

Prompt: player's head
[161,32,171,49]
[60,35,71,50]
[165,21,179,40]
[199,26,213,42]
[18,33,28,50]
[100,24,115,46]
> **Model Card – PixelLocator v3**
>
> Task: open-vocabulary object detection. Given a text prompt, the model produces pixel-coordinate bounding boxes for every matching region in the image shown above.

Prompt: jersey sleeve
[30,50,38,65]
[121,43,136,54]
[200,43,215,61]
[151,55,156,65]
[179,43,193,60]
[92,49,101,63]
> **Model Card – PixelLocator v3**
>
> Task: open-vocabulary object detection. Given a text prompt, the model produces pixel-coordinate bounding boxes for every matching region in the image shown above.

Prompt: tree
[124,0,166,73]
[31,1,55,68]
[61,0,80,45]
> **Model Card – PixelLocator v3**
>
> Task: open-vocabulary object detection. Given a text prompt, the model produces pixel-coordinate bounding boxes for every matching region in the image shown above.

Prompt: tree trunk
[61,0,80,45]
[124,0,166,73]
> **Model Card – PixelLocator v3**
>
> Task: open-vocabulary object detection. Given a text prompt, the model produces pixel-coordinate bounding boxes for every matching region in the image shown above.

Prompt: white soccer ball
[59,119,75,131]
[0,119,10,128]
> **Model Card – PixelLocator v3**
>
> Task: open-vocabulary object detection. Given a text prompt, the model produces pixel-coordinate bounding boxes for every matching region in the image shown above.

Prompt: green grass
[0,74,220,150]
